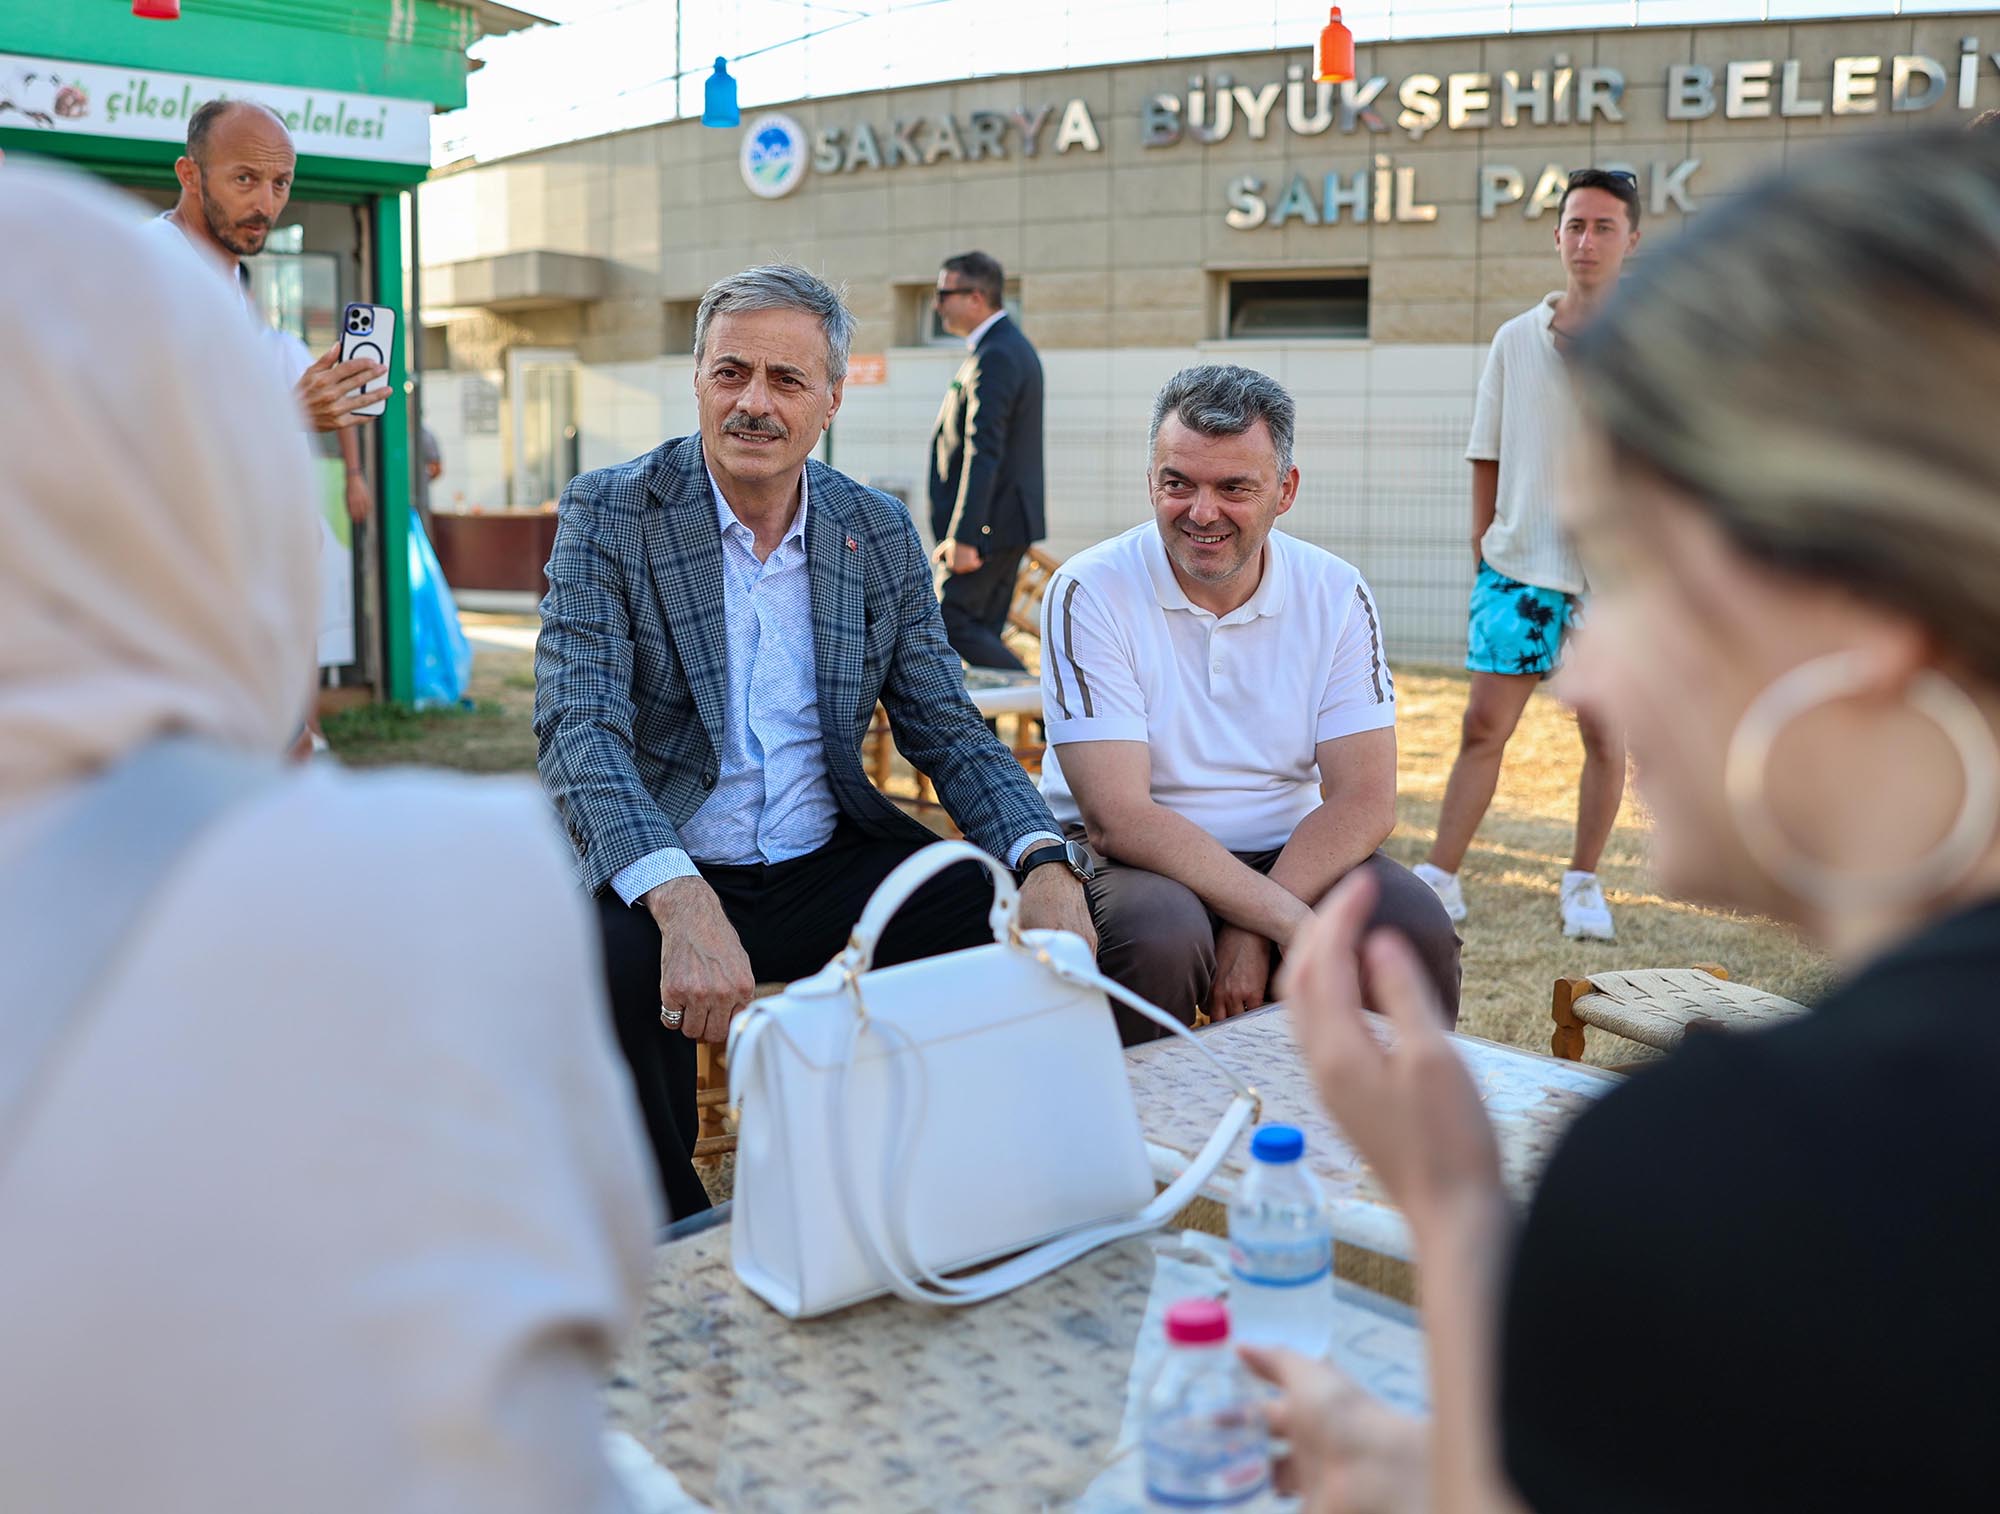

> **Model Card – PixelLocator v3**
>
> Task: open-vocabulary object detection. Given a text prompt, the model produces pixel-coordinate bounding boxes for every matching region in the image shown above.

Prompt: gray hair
[693,263,854,385]
[1571,131,2000,683]
[1148,364,1296,477]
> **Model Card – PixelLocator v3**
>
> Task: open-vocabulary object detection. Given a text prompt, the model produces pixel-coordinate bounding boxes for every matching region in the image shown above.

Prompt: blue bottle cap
[1250,1124,1304,1163]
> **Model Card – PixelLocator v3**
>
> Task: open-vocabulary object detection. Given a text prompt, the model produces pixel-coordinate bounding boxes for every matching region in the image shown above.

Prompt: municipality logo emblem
[740,113,808,199]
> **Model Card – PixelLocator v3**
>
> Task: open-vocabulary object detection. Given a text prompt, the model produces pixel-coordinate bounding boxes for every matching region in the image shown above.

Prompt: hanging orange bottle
[1316,7,1355,84]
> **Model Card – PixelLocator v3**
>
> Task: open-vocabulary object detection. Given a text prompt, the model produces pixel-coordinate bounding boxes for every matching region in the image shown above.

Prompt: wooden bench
[1551,964,1810,1063]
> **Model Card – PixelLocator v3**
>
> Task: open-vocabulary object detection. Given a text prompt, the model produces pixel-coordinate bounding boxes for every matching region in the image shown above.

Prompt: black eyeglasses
[934,285,978,302]
[1569,168,1638,186]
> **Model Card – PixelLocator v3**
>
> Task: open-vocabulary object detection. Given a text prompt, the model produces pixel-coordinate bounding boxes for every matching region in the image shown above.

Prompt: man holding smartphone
[143,98,385,524]
[145,98,395,733]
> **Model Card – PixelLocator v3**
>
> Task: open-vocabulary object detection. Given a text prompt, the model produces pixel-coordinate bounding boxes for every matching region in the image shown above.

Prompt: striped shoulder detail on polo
[1058,577,1096,719]
[1042,573,1070,719]
[1353,582,1392,704]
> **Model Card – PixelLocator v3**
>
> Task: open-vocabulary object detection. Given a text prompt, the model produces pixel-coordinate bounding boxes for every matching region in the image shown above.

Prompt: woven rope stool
[1551,964,1809,1063]
[692,981,789,1165]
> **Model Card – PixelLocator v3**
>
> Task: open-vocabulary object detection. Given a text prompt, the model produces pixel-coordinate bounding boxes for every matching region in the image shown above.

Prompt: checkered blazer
[534,434,1058,894]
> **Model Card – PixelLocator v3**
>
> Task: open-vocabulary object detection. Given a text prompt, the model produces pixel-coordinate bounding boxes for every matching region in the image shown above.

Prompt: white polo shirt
[1039,523,1396,854]
[1466,292,1587,595]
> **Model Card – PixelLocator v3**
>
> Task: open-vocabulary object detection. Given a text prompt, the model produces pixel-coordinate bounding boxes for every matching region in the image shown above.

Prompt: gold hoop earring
[1724,652,2000,913]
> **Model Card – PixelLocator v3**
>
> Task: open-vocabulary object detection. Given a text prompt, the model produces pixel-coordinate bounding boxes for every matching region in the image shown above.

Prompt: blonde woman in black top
[1256,131,2000,1514]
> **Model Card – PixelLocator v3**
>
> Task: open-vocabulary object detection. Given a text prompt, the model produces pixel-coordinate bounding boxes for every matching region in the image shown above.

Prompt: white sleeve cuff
[1007,831,1065,868]
[1045,715,1150,746]
[1316,703,1398,745]
[612,847,700,906]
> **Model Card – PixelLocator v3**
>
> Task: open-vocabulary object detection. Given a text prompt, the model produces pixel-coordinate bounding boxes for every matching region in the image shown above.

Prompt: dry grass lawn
[326,616,1834,1067]
[1385,671,1834,1064]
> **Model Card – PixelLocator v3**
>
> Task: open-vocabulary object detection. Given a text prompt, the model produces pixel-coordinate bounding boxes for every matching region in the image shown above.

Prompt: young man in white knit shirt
[1416,168,1641,941]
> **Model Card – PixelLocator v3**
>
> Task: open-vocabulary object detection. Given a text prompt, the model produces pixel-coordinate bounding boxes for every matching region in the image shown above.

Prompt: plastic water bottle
[1140,1299,1271,1508]
[1228,1124,1336,1357]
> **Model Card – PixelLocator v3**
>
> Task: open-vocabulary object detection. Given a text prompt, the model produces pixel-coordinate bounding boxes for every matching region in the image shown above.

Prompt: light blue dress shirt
[611,470,837,902]
[612,469,1060,908]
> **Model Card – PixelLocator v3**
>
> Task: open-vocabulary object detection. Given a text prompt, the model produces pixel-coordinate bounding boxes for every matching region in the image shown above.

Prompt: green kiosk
[0,0,543,704]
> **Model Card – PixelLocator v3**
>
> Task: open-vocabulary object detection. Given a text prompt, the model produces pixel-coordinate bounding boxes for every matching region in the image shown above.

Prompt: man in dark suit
[535,265,1097,1219]
[928,251,1046,671]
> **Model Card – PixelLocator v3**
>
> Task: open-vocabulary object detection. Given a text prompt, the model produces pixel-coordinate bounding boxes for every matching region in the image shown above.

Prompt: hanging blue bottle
[702,57,739,128]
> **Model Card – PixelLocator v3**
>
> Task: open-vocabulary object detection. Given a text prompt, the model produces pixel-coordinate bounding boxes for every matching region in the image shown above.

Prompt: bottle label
[1142,1408,1271,1507]
[1230,1234,1332,1287]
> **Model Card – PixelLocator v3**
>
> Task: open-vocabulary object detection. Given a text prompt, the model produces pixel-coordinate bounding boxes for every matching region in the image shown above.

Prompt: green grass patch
[322,699,534,773]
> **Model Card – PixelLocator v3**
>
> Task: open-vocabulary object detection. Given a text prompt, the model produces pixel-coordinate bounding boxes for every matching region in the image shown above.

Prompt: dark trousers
[938,544,1028,671]
[1070,828,1463,1045]
[595,822,998,1222]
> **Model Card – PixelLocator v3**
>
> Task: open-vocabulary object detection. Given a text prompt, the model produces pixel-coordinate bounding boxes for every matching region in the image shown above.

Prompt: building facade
[418,12,1999,662]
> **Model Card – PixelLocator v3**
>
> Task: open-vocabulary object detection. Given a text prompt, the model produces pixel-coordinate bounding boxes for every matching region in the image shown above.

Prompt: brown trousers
[1068,827,1463,1045]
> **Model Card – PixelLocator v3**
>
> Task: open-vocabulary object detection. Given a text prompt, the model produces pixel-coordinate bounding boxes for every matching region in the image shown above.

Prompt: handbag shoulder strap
[0,738,280,1158]
[832,940,1262,1308]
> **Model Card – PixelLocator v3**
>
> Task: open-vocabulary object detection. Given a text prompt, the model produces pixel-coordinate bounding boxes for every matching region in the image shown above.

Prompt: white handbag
[726,840,1261,1318]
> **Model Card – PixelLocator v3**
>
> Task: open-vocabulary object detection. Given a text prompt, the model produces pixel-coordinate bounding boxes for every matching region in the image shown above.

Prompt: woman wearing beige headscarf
[0,164,658,1512]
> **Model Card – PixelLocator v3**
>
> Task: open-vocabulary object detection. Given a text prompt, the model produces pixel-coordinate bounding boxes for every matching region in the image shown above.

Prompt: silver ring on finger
[660,1006,685,1029]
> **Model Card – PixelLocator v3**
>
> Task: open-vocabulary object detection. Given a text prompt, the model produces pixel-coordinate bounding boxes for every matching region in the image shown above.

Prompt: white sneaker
[1560,871,1616,941]
[1413,862,1468,924]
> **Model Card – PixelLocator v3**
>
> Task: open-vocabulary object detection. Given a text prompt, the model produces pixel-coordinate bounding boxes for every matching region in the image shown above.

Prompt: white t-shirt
[1466,292,1586,595]
[1039,523,1396,854]
[139,214,316,395]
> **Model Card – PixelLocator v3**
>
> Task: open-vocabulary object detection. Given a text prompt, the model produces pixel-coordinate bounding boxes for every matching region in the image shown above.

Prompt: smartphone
[338,302,397,419]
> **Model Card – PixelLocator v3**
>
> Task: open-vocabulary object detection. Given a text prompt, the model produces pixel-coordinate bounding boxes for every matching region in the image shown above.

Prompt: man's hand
[945,540,984,575]
[1277,871,1502,1234]
[344,470,372,525]
[1239,1345,1430,1514]
[1017,864,1097,956]
[644,876,756,1045]
[297,345,389,433]
[1209,924,1273,1020]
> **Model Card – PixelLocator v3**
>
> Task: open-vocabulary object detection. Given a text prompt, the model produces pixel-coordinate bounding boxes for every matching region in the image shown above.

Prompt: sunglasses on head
[1569,168,1638,186]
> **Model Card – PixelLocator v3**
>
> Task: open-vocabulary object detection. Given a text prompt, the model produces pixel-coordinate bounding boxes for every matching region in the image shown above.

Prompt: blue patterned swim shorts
[1466,561,1578,677]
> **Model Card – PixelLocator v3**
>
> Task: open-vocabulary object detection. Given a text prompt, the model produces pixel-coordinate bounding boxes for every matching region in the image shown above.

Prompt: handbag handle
[837,838,1019,977]
[830,934,1261,1308]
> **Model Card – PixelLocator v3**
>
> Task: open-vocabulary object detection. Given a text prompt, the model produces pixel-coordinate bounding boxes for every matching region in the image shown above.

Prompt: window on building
[1226,275,1369,340]
[247,247,343,353]
[508,348,579,511]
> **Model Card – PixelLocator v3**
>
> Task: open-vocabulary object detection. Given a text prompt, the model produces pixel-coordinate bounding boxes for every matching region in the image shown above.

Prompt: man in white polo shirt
[1040,364,1459,1042]
[1415,167,1641,942]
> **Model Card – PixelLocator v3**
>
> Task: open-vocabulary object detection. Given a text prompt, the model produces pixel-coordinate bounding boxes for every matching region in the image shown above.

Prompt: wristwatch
[1016,838,1094,885]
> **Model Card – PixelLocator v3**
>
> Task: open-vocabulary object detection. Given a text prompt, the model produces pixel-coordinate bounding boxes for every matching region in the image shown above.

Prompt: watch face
[1063,840,1095,881]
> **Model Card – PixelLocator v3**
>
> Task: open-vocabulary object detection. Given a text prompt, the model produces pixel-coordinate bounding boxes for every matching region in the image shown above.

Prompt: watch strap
[1016,842,1073,879]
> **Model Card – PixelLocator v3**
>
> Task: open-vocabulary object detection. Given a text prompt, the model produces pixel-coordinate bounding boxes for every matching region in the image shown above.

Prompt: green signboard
[0,0,537,704]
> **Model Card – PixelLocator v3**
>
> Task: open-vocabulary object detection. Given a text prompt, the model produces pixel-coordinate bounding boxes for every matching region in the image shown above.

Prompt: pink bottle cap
[1165,1298,1231,1345]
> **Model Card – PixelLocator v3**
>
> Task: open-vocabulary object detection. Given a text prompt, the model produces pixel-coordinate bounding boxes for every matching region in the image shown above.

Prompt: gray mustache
[724,415,787,439]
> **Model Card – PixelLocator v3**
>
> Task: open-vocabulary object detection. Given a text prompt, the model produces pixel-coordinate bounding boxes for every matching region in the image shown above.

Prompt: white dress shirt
[965,307,1008,349]
[612,469,838,901]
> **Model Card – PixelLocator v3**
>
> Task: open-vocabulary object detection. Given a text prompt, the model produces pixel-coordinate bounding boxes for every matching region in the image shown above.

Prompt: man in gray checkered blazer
[535,265,1097,1218]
